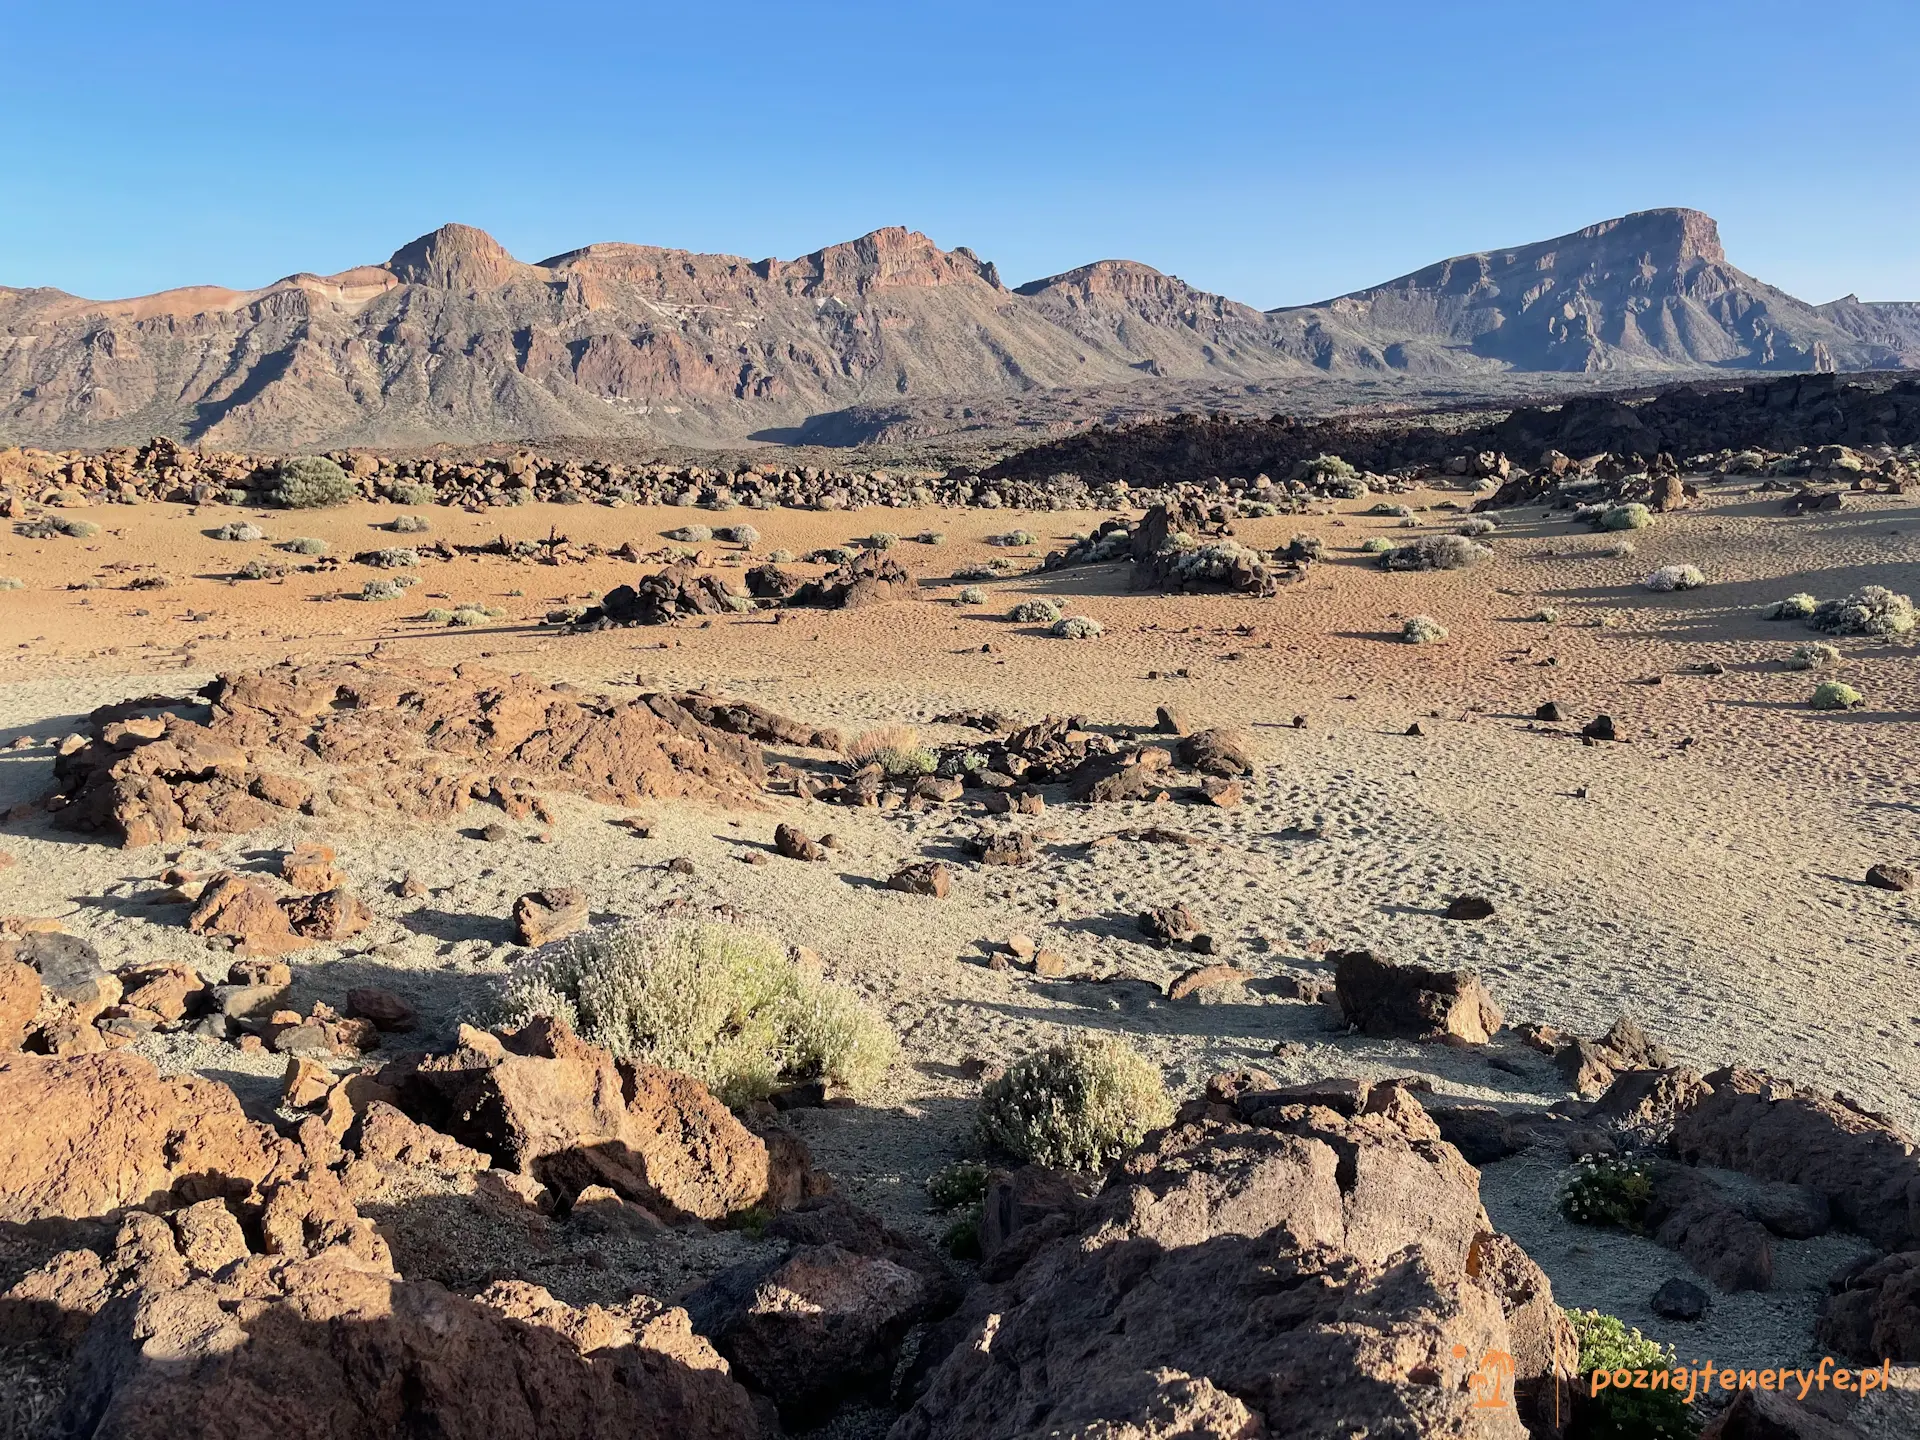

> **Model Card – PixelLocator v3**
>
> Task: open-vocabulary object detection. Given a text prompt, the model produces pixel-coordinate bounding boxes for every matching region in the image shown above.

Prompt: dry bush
[977,1035,1173,1170]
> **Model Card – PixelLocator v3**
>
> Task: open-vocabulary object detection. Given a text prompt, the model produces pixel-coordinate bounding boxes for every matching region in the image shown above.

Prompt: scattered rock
[1332,949,1504,1044]
[186,872,303,955]
[1166,963,1252,1003]
[1175,727,1254,776]
[512,887,588,947]
[1818,1250,1920,1362]
[1138,903,1199,945]
[773,823,825,862]
[1651,1277,1709,1321]
[887,862,952,898]
[1582,714,1619,741]
[1647,1165,1774,1292]
[281,843,347,893]
[282,887,372,941]
[1443,894,1496,921]
[1865,862,1915,893]
[345,987,417,1033]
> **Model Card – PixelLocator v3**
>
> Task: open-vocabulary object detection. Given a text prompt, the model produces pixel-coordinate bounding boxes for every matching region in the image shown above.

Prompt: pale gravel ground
[1,480,1916,1428]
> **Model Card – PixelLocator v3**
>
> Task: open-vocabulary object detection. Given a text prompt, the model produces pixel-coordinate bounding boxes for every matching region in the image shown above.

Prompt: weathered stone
[345,987,416,1032]
[887,861,952,898]
[1333,948,1504,1044]
[512,887,588,947]
[281,887,371,941]
[187,873,304,954]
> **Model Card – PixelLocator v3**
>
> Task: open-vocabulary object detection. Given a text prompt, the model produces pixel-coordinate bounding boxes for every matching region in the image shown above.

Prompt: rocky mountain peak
[1576,207,1726,267]
[772,227,1003,296]
[385,224,524,289]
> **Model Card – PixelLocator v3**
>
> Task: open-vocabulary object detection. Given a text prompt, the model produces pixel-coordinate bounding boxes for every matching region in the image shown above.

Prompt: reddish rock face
[1333,948,1505,1044]
[0,1051,280,1222]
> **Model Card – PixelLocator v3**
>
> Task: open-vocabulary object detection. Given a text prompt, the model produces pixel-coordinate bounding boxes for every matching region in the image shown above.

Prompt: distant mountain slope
[1273,209,1887,374]
[0,210,1910,449]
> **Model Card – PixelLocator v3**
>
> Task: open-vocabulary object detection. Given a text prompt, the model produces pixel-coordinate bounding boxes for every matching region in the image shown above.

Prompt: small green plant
[811,546,857,567]
[236,557,286,581]
[0,577,22,591]
[360,578,405,601]
[977,1036,1173,1170]
[1051,615,1104,640]
[863,531,899,550]
[388,514,430,534]
[1457,516,1497,537]
[916,531,947,545]
[956,585,987,605]
[1597,503,1652,532]
[942,1210,982,1259]
[1810,680,1864,711]
[1600,538,1636,559]
[847,724,937,776]
[1380,535,1488,571]
[992,529,1038,547]
[1010,597,1063,624]
[1769,592,1817,620]
[424,607,455,623]
[715,523,759,547]
[448,606,491,626]
[1360,537,1394,554]
[213,520,265,542]
[665,524,712,543]
[1785,642,1840,670]
[54,516,101,538]
[1559,1157,1653,1230]
[1564,1309,1697,1440]
[1402,614,1448,644]
[269,456,357,509]
[1529,606,1560,623]
[1366,502,1412,517]
[386,480,435,506]
[766,549,796,564]
[1809,585,1916,637]
[493,919,896,1106]
[279,537,328,556]
[926,1161,991,1211]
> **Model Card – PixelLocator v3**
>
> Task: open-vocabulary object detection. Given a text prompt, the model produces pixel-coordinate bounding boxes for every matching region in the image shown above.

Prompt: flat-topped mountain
[1,210,1910,449]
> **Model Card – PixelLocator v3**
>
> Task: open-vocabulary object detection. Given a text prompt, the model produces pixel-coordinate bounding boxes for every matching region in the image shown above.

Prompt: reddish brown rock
[512,887,588,947]
[188,872,304,954]
[1333,948,1504,1044]
[0,1052,279,1222]
[115,963,205,1022]
[1166,962,1252,1003]
[345,986,416,1032]
[1646,1166,1774,1292]
[281,887,371,941]
[773,822,825,861]
[353,1101,491,1171]
[0,959,37,1050]
[887,861,952,898]
[1817,1250,1920,1362]
[281,843,347,893]
[282,1056,333,1108]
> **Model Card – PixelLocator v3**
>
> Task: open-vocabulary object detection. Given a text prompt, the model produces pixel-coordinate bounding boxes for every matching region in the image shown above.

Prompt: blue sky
[4,1,1916,307]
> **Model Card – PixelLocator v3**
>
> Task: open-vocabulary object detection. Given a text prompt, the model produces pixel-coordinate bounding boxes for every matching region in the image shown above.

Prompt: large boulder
[1333,949,1504,1044]
[0,1052,281,1222]
[386,1016,795,1222]
[895,1084,1567,1439]
[15,1201,767,1440]
[683,1194,959,1417]
[1817,1250,1920,1362]
[1669,1067,1920,1251]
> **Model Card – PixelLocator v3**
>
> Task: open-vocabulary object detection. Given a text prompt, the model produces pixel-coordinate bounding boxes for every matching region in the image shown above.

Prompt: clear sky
[4,1,1916,308]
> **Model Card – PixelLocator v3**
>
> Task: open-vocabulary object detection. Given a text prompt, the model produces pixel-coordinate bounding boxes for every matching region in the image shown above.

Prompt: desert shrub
[1769,592,1817,621]
[665,524,712,543]
[54,517,100,538]
[863,532,899,551]
[976,1035,1173,1170]
[1529,607,1560,623]
[361,547,420,569]
[1359,537,1394,554]
[847,724,937,777]
[212,520,265,542]
[221,488,251,505]
[1599,538,1636,558]
[493,919,896,1106]
[1366,502,1412,518]
[1559,1157,1653,1230]
[236,557,286,581]
[1645,564,1705,592]
[1597,503,1652,532]
[448,607,491,627]
[387,514,430,534]
[1239,501,1278,518]
[269,456,357,509]
[1295,454,1365,496]
[916,530,947,545]
[1165,540,1263,583]
[1284,534,1323,562]
[956,585,987,605]
[767,549,796,564]
[279,537,328,556]
[1785,642,1841,670]
[1456,515,1497,537]
[386,481,435,506]
[1051,615,1104,640]
[1075,528,1134,563]
[0,577,22,591]
[811,546,857,567]
[942,1210,982,1260]
[424,608,455,623]
[992,529,1039,547]
[1402,614,1448,645]
[1564,1309,1696,1440]
[715,523,759,547]
[1809,585,1916,637]
[1810,680,1865,711]
[1010,598,1063,624]
[1380,535,1489,572]
[359,579,405,601]
[954,563,997,581]
[926,1161,991,1211]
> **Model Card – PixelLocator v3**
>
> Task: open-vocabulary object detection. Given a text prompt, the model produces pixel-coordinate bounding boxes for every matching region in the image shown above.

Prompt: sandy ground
[2,479,1917,1426]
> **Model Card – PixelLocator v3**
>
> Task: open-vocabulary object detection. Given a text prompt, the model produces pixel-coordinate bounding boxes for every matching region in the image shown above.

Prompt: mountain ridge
[3,209,1915,450]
